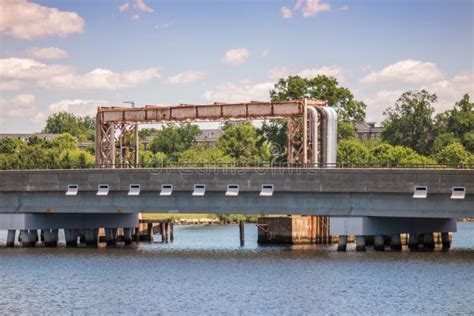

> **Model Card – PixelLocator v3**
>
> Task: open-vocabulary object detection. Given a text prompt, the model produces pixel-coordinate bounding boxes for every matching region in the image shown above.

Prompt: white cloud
[133,0,154,13]
[426,71,474,112]
[0,94,45,123]
[130,14,140,21]
[361,59,443,84]
[0,0,84,40]
[202,80,273,103]
[221,48,249,66]
[281,6,293,19]
[26,47,69,60]
[361,89,404,122]
[119,2,130,12]
[0,79,25,91]
[38,67,161,90]
[0,57,160,91]
[294,0,331,17]
[0,58,72,79]
[298,65,346,82]
[165,71,206,84]
[48,99,109,116]
[337,5,349,11]
[267,65,346,82]
[261,49,270,57]
[360,70,474,123]
[154,22,172,31]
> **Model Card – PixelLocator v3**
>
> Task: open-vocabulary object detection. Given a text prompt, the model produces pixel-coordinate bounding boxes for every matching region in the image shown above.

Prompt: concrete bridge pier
[65,229,78,247]
[123,228,133,245]
[105,228,117,246]
[390,234,402,251]
[42,229,59,247]
[408,233,419,250]
[423,233,435,249]
[337,235,347,251]
[374,235,385,251]
[441,232,451,249]
[20,229,37,247]
[84,228,99,246]
[6,230,16,247]
[355,235,366,252]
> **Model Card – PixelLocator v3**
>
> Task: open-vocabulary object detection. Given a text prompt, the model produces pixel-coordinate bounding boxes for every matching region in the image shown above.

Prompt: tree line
[0,75,472,170]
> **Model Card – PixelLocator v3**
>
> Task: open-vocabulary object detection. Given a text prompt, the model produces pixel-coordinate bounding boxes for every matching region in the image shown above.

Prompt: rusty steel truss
[95,99,331,168]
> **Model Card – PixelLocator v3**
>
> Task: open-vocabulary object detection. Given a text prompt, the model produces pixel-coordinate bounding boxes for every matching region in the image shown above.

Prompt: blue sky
[0,0,473,132]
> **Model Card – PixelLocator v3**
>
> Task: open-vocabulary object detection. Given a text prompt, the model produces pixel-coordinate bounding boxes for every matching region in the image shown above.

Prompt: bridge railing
[2,162,473,171]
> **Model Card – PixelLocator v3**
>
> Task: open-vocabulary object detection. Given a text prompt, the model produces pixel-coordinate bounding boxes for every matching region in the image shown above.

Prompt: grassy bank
[142,213,258,223]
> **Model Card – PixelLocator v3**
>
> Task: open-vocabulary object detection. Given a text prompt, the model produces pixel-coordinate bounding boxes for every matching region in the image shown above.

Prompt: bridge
[0,167,472,250]
[1,98,473,251]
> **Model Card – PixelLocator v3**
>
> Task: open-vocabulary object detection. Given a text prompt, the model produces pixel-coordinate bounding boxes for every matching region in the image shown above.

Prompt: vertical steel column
[302,99,308,164]
[134,123,139,168]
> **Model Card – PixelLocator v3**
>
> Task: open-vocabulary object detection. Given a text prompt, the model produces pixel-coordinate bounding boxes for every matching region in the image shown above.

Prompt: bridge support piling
[20,230,36,247]
[123,228,133,245]
[147,223,153,242]
[170,223,174,242]
[355,235,366,252]
[6,230,16,247]
[441,232,451,249]
[163,223,169,243]
[374,235,385,251]
[337,235,347,251]
[84,228,99,246]
[423,233,435,249]
[105,228,117,246]
[408,233,419,250]
[43,229,58,247]
[390,234,402,251]
[365,235,374,246]
[65,229,78,247]
[134,227,140,242]
[239,220,245,247]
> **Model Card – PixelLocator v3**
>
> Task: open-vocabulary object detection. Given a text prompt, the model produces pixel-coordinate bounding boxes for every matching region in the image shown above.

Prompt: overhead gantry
[95,99,338,168]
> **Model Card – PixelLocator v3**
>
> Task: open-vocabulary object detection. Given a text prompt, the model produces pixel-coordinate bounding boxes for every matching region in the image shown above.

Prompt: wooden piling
[239,220,245,246]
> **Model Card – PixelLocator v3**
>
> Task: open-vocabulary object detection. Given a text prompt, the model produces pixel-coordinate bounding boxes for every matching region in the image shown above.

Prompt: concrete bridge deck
[0,168,472,218]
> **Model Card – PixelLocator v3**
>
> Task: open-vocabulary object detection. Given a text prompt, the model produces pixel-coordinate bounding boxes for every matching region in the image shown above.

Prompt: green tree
[369,143,434,165]
[435,94,473,152]
[149,124,201,158]
[216,123,271,164]
[435,142,473,165]
[260,119,288,161]
[382,90,437,156]
[43,112,95,140]
[270,75,367,122]
[337,121,356,141]
[51,133,77,151]
[337,140,369,164]
[337,139,369,164]
[178,146,234,166]
[0,138,25,154]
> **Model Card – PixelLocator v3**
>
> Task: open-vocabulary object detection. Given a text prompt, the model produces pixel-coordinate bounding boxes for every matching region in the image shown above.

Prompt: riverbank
[143,213,258,224]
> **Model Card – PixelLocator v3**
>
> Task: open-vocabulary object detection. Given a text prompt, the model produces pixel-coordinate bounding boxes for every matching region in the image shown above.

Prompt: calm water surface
[1,223,474,315]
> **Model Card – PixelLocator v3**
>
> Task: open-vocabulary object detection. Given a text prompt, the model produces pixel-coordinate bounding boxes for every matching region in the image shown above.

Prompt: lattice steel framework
[95,99,331,168]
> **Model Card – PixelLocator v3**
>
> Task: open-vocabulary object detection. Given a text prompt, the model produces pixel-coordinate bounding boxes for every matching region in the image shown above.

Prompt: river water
[0,223,473,315]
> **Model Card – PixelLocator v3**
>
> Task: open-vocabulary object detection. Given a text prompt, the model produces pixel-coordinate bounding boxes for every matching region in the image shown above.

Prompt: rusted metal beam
[95,99,328,168]
[97,100,327,123]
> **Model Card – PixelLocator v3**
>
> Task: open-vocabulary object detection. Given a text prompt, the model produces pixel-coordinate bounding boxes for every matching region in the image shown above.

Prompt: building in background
[0,133,60,142]
[194,129,223,146]
[355,122,383,140]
